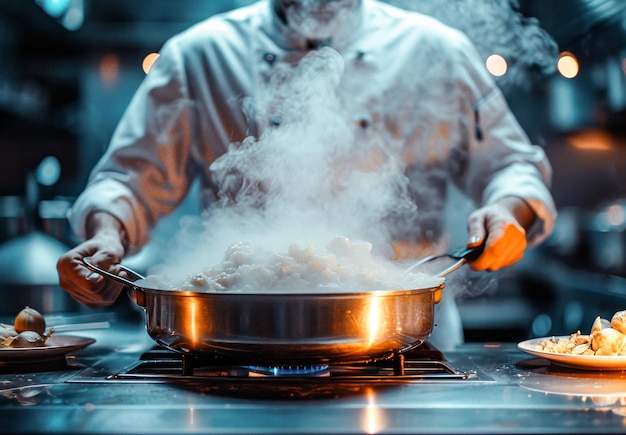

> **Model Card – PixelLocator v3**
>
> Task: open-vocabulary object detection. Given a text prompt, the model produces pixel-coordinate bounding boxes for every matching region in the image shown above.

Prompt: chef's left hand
[465,196,536,272]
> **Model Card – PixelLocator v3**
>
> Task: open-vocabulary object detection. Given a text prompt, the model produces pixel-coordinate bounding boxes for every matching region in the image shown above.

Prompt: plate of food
[0,335,96,365]
[518,337,626,370]
[1,306,95,367]
[518,310,626,371]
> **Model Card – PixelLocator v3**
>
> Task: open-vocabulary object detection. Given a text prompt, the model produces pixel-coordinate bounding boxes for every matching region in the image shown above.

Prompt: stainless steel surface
[83,258,447,365]
[3,321,626,434]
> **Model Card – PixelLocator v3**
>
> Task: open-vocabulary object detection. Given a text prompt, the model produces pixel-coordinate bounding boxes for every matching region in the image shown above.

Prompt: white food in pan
[148,236,443,293]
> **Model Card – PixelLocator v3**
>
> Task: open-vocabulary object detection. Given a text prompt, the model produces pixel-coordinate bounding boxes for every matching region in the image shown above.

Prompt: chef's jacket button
[264,53,276,64]
[355,50,366,61]
[271,116,282,126]
[358,116,371,129]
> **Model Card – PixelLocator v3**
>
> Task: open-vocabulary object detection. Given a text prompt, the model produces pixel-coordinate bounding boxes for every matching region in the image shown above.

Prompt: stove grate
[107,347,469,382]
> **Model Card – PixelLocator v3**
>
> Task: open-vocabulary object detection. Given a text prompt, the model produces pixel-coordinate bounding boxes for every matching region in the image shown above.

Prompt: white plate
[518,337,626,371]
[0,335,95,365]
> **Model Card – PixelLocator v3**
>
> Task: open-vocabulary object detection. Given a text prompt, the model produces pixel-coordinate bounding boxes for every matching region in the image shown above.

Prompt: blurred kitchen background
[0,0,625,341]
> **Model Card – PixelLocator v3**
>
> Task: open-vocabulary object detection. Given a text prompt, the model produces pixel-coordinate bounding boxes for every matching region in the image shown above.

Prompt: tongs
[405,245,484,278]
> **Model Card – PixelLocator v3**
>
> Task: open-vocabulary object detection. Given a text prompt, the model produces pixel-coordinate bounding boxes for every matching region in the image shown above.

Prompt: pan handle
[405,244,485,278]
[82,257,147,307]
[434,246,483,278]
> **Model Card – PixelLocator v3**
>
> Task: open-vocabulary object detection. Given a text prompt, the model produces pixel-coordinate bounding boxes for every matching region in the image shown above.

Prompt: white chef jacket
[69,0,556,347]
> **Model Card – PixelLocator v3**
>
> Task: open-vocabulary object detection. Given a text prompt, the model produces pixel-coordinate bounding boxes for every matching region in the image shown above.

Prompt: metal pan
[83,247,480,365]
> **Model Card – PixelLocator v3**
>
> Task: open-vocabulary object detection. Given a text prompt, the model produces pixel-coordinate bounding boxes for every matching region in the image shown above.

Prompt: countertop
[2,318,626,435]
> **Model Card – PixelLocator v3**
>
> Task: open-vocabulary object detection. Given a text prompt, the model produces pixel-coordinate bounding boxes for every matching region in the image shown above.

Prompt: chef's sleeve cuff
[68,180,146,252]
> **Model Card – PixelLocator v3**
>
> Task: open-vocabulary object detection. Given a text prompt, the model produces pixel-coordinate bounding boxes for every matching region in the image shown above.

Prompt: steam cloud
[145,0,558,289]
[386,0,558,89]
[149,47,416,284]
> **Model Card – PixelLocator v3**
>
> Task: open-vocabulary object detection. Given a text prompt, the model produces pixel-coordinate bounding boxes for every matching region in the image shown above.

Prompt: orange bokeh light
[142,52,160,74]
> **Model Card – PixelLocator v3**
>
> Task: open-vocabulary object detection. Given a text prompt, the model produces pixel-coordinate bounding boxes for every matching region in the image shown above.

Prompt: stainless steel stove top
[4,321,626,434]
[64,342,492,399]
[108,344,471,379]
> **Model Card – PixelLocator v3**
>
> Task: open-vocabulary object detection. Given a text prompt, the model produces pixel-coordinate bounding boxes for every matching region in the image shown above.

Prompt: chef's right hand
[57,212,128,308]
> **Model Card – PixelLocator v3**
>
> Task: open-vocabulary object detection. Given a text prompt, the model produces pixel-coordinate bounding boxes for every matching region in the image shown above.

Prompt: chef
[57,0,556,349]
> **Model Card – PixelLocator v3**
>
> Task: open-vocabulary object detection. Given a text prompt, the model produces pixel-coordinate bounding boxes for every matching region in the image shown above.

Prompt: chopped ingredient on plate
[535,310,626,356]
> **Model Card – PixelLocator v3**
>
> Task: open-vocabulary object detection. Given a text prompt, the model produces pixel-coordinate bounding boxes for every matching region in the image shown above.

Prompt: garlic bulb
[591,327,625,354]
[611,310,626,334]
[13,306,46,336]
[3,331,47,348]
[590,316,611,335]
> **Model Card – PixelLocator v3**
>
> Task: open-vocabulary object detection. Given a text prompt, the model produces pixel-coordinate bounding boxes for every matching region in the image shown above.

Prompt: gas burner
[246,365,330,377]
[65,343,489,400]
[105,343,471,382]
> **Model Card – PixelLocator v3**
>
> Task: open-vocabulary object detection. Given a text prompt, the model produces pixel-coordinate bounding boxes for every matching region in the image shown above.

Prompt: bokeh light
[142,53,160,74]
[557,52,579,79]
[485,54,507,77]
